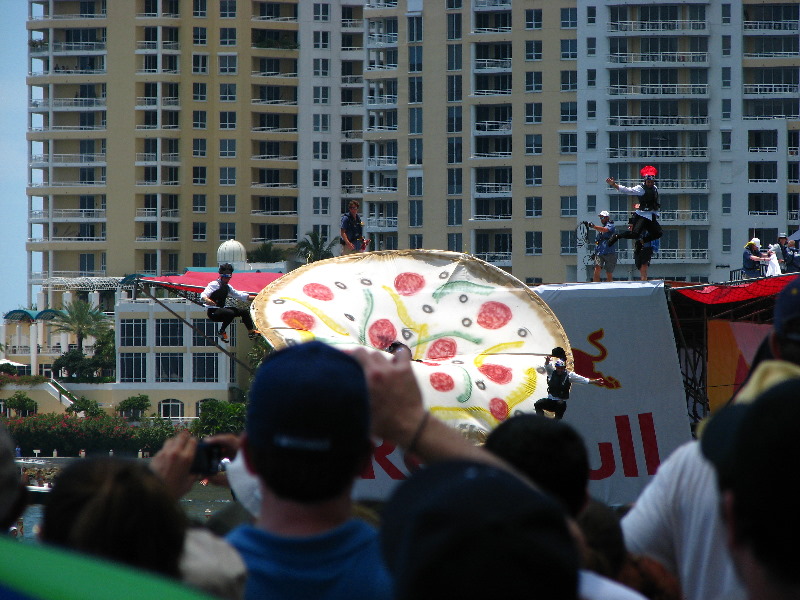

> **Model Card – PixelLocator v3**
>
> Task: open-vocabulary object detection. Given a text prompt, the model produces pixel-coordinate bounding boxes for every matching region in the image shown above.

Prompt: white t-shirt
[621,441,746,600]
[579,570,648,600]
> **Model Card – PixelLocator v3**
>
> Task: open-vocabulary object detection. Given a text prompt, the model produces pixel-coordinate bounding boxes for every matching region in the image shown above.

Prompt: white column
[0,323,6,359]
[29,322,39,376]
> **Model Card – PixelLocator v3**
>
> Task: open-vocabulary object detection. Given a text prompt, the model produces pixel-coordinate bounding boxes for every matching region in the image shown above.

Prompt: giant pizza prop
[251,250,571,441]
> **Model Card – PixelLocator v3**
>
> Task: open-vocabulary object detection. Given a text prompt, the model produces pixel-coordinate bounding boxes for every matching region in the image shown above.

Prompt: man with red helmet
[605,166,663,249]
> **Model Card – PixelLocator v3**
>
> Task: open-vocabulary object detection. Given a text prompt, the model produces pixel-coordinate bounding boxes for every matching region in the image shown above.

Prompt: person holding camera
[589,211,617,282]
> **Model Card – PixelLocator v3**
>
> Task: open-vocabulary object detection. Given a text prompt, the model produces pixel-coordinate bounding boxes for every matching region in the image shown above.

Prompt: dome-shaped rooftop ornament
[217,239,248,270]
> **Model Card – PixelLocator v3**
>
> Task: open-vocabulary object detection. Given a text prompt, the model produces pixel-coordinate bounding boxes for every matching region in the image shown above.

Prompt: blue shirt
[595,221,616,255]
[227,519,393,600]
[742,249,761,273]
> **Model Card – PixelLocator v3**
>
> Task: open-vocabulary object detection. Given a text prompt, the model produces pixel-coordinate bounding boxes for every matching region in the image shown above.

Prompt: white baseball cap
[598,210,610,217]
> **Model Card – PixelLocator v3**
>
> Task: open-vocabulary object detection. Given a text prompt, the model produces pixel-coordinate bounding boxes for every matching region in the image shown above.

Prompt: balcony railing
[609,84,708,95]
[474,120,512,133]
[743,21,800,31]
[612,179,708,190]
[251,126,298,133]
[658,210,709,222]
[29,236,106,242]
[474,0,512,7]
[30,97,106,109]
[743,113,800,120]
[31,153,105,164]
[135,208,180,218]
[608,20,706,32]
[252,154,298,161]
[364,185,398,193]
[29,12,107,20]
[472,88,512,96]
[609,52,708,63]
[472,26,512,34]
[788,211,800,221]
[251,70,298,78]
[251,15,297,22]
[743,83,799,95]
[366,216,398,229]
[250,209,298,217]
[251,237,297,244]
[474,183,512,195]
[341,75,363,85]
[607,146,708,158]
[743,51,800,58]
[251,98,297,105]
[30,68,106,76]
[135,41,180,51]
[342,19,363,29]
[473,213,512,220]
[365,0,398,8]
[608,115,708,127]
[29,209,106,220]
[250,182,298,189]
[617,248,709,261]
[365,62,398,71]
[747,210,779,216]
[472,152,512,159]
[474,58,512,70]
[366,95,398,106]
[473,252,512,265]
[367,33,398,46]
[748,178,779,184]
[28,180,106,187]
[366,156,398,168]
[365,125,397,132]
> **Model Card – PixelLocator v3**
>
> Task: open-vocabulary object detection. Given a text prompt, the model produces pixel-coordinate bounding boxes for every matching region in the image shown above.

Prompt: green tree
[0,363,18,376]
[52,349,95,379]
[88,328,116,377]
[247,242,287,263]
[117,394,151,421]
[190,399,246,437]
[132,417,182,454]
[65,395,103,418]
[50,300,112,354]
[5,391,37,417]
[295,230,338,263]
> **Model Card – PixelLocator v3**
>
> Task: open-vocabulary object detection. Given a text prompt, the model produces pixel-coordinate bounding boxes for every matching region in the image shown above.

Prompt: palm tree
[247,242,287,263]
[50,300,112,354]
[295,231,338,263]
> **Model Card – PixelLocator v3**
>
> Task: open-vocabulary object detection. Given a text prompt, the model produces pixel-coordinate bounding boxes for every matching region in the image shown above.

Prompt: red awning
[672,274,799,305]
[141,270,282,296]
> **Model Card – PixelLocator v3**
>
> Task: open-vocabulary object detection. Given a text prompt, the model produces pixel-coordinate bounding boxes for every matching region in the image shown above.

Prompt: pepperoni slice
[427,338,457,361]
[477,363,512,385]
[302,283,334,301]
[489,397,509,420]
[430,372,455,392]
[368,319,397,349]
[394,272,425,296]
[476,301,513,330]
[281,310,315,331]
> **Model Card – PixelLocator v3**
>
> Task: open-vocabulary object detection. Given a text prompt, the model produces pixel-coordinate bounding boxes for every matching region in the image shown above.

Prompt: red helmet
[640,165,658,179]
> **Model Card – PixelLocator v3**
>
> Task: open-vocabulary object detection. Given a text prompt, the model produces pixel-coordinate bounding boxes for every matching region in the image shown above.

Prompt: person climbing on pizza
[534,348,603,420]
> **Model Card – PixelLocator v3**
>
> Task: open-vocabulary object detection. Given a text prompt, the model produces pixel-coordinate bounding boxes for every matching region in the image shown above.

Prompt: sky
[0,0,32,311]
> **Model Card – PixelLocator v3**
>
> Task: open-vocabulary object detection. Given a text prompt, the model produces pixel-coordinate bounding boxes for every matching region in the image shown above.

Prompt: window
[409,107,423,134]
[409,138,423,164]
[409,46,423,72]
[447,44,462,70]
[447,198,462,226]
[408,16,423,42]
[526,196,542,217]
[560,230,577,254]
[560,133,577,154]
[587,69,596,88]
[313,141,329,160]
[193,138,207,157]
[409,200,423,227]
[193,0,207,17]
[313,31,330,49]
[193,110,207,128]
[587,38,596,56]
[561,102,578,122]
[313,3,329,21]
[526,71,542,92]
[561,40,577,60]
[120,319,146,346]
[722,193,731,214]
[313,86,330,105]
[722,67,731,88]
[193,253,206,267]
[587,195,597,214]
[156,319,183,346]
[193,221,207,241]
[587,100,597,119]
[313,169,329,187]
[193,194,207,212]
[525,103,542,123]
[192,54,208,74]
[721,130,732,151]
[587,6,596,24]
[220,83,236,101]
[525,134,542,155]
[722,36,731,56]
[408,176,423,196]
[409,77,423,103]
[193,27,207,45]
[447,14,461,39]
[586,131,597,150]
[447,233,463,252]
[447,137,462,164]
[219,111,236,129]
[193,166,207,184]
[448,168,462,194]
[193,82,207,101]
[526,40,542,61]
[156,355,184,383]
[219,222,236,240]
[722,4,731,24]
[193,353,219,382]
[313,58,330,77]
[313,113,330,132]
[219,168,236,186]
[220,27,236,46]
[447,75,461,102]
[220,0,236,18]
[561,70,577,91]
[561,7,577,28]
[722,99,731,120]
[447,106,462,132]
[218,54,237,74]
[526,165,543,186]
[446,0,461,8]
[120,353,146,382]
[722,228,731,252]
[525,231,543,255]
[526,9,542,29]
[560,195,577,216]
[312,196,330,215]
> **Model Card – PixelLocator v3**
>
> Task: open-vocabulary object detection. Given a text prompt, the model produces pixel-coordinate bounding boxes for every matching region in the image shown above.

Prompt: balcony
[366,156,397,168]
[748,178,778,184]
[612,179,708,190]
[607,20,706,33]
[135,208,180,219]
[251,98,297,106]
[607,146,708,159]
[29,67,107,76]
[29,12,107,21]
[608,115,708,127]
[617,248,709,262]
[135,41,180,51]
[30,97,106,110]
[608,52,708,64]
[251,70,298,78]
[472,26,512,34]
[471,151,512,159]
[366,33,398,47]
[365,0,398,8]
[743,51,800,59]
[250,182,298,189]
[474,0,512,8]
[747,210,779,216]
[251,15,298,23]
[742,83,799,95]
[474,58,512,71]
[251,125,298,133]
[341,129,363,140]
[29,209,106,221]
[30,153,106,165]
[748,146,779,153]
[251,237,297,245]
[474,120,512,135]
[250,209,298,217]
[366,216,398,230]
[365,62,398,71]
[474,183,512,196]
[341,75,363,85]
[364,185,398,193]
[743,21,799,32]
[28,235,105,243]
[608,84,708,96]
[366,95,398,107]
[252,154,298,161]
[472,212,512,221]
[472,88,512,97]
[658,210,709,224]
[342,185,363,195]
[342,19,363,29]
[473,252,512,266]
[789,211,800,221]
[29,180,106,188]
[135,96,180,107]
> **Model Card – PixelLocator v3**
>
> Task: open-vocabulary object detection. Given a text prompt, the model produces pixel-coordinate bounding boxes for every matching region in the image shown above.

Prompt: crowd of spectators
[3,276,800,600]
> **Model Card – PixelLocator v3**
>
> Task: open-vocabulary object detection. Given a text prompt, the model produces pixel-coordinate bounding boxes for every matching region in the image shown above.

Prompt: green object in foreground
[0,537,213,600]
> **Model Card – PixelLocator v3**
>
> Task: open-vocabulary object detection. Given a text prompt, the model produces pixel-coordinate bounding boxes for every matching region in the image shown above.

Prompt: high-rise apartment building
[25,0,800,302]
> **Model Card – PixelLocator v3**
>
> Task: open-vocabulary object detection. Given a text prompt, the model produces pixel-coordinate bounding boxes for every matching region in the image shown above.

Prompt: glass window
[525,231,543,255]
[193,353,219,382]
[560,133,577,153]
[721,4,731,24]
[409,46,423,72]
[561,40,577,59]
[447,233,463,252]
[560,195,578,216]
[409,199,423,227]
[722,193,731,214]
[525,134,542,155]
[313,141,329,160]
[409,77,423,103]
[409,234,423,249]
[156,319,183,346]
[447,168,462,194]
[447,44,462,70]
[525,103,542,123]
[193,253,207,267]
[192,54,208,74]
[587,100,597,119]
[312,196,330,215]
[193,194,207,212]
[526,9,542,29]
[561,7,577,28]
[587,69,596,88]
[219,222,236,240]
[587,6,596,24]
[587,131,597,150]
[447,137,462,164]
[722,99,731,119]
[722,36,731,56]
[409,138,423,164]
[193,138,207,157]
[120,319,146,346]
[219,111,236,129]
[447,14,461,39]
[721,130,732,151]
[409,107,423,134]
[193,0,207,17]
[313,169,329,187]
[526,196,542,217]
[219,27,236,46]
[159,397,185,417]
[561,102,578,122]
[526,40,542,61]
[313,31,330,49]
[193,166,207,184]
[722,228,731,252]
[120,353,146,382]
[587,38,596,56]
[193,27,207,45]
[193,221,207,241]
[447,198,462,226]
[526,165,542,186]
[313,86,330,104]
[560,230,577,254]
[313,113,330,132]
[313,58,330,77]
[722,67,731,88]
[219,168,236,186]
[408,16,423,42]
[408,176,423,196]
[218,54,237,74]
[447,106,462,132]
[561,70,578,91]
[447,75,461,102]
[220,0,236,18]
[526,71,542,92]
[193,82,207,101]
[220,83,236,101]
[313,3,329,21]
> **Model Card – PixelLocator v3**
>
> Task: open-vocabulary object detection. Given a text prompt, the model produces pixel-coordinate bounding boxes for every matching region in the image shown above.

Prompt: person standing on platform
[742,239,765,279]
[591,211,617,282]
[340,201,370,255]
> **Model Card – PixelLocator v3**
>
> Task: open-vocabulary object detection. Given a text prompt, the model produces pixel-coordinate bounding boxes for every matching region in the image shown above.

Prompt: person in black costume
[605,166,663,249]
[200,263,259,343]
